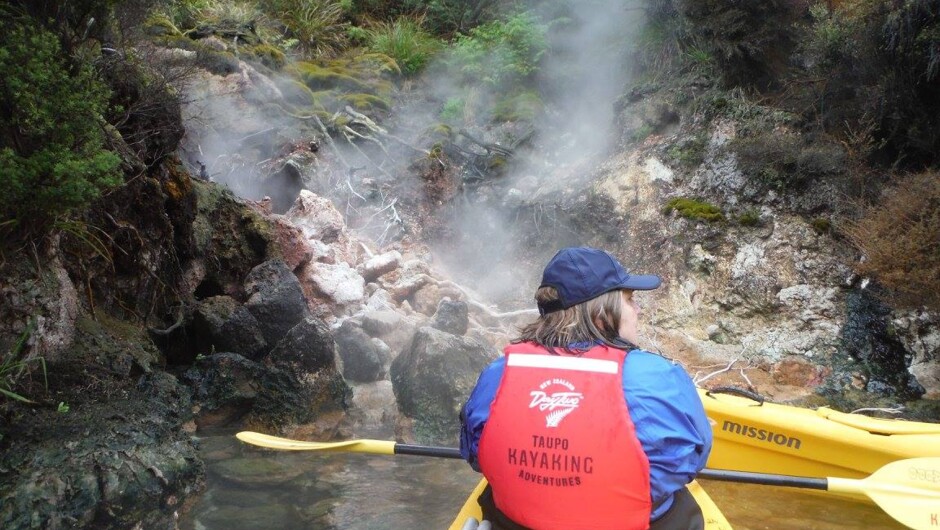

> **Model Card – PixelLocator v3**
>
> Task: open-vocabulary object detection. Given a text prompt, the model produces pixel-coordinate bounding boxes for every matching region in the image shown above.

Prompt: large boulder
[334,321,391,382]
[390,327,498,444]
[266,316,340,377]
[183,352,349,430]
[431,299,469,336]
[243,260,309,347]
[192,295,268,360]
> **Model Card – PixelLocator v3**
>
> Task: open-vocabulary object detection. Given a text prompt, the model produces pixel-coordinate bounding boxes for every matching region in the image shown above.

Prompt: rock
[0,372,202,530]
[358,250,402,282]
[244,260,309,348]
[284,190,358,264]
[334,321,390,382]
[183,352,348,429]
[265,214,313,272]
[390,327,498,444]
[386,274,430,302]
[412,283,445,316]
[431,299,469,336]
[192,296,268,360]
[266,316,340,377]
[772,357,828,388]
[305,261,365,307]
[361,310,402,336]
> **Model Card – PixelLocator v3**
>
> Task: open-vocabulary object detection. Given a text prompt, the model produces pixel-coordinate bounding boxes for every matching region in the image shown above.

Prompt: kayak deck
[447,479,732,529]
[700,388,940,480]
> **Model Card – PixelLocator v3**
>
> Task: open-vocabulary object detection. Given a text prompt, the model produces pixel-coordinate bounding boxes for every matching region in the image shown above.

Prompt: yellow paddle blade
[235,432,396,455]
[827,457,940,530]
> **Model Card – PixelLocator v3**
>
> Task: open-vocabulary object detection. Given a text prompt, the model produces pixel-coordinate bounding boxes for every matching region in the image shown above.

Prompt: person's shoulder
[624,348,688,374]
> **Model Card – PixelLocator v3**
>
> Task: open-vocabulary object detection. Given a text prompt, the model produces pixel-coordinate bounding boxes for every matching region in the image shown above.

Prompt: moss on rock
[664,197,725,223]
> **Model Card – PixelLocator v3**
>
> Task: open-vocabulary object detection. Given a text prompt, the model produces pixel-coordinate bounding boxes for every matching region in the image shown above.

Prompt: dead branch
[694,359,738,385]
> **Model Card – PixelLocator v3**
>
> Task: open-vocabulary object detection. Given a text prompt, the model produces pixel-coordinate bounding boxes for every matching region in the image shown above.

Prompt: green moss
[487,155,508,170]
[245,43,287,70]
[428,123,453,139]
[737,209,761,226]
[339,92,391,111]
[666,132,708,168]
[663,197,725,223]
[811,217,832,234]
[493,90,543,122]
[292,62,373,92]
[144,14,183,38]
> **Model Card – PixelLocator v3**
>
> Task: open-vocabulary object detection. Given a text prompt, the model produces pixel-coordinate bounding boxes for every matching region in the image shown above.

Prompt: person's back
[460,247,712,530]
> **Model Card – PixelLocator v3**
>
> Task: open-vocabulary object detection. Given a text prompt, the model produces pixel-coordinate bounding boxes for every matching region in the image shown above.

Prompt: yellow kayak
[448,479,732,530]
[701,387,940,479]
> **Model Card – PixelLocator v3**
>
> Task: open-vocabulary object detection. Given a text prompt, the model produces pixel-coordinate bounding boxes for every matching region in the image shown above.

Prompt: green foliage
[57,401,70,413]
[678,0,797,87]
[663,197,724,222]
[440,97,466,122]
[344,0,498,36]
[803,3,854,68]
[666,132,708,167]
[0,320,46,403]
[492,90,543,122]
[631,124,655,143]
[260,0,348,57]
[446,11,549,88]
[365,17,441,74]
[0,20,121,234]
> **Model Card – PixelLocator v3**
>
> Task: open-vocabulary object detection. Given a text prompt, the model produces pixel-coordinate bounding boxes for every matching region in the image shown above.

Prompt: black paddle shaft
[395,444,462,459]
[698,469,828,490]
[391,443,831,492]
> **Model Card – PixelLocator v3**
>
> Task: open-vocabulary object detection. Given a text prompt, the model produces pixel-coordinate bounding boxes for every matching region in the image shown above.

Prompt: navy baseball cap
[537,247,661,315]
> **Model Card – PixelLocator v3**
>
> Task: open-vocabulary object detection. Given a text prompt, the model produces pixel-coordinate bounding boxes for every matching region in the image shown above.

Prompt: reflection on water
[700,479,905,530]
[179,431,479,530]
[181,432,905,530]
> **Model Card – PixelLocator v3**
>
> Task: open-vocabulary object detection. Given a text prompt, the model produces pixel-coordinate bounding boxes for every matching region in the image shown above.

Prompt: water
[181,433,904,530]
[179,431,479,530]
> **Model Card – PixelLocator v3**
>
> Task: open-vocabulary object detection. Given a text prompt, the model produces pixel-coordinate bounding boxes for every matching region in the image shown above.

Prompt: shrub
[0,20,121,236]
[344,0,498,36]
[842,171,940,311]
[733,132,845,191]
[446,11,549,88]
[260,0,348,57]
[677,0,798,87]
[366,17,441,74]
[663,197,724,222]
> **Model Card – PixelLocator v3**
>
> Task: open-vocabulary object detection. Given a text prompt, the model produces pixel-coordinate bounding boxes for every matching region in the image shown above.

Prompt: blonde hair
[514,286,636,354]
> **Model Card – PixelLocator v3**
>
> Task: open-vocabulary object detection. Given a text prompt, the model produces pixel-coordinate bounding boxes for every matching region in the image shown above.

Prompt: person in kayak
[460,246,712,530]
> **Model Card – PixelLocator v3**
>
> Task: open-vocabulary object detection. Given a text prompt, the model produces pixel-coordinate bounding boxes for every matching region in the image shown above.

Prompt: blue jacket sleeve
[460,356,506,472]
[622,350,712,519]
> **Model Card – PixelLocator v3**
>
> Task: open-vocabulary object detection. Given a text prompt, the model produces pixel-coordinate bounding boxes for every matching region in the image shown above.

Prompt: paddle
[236,432,940,530]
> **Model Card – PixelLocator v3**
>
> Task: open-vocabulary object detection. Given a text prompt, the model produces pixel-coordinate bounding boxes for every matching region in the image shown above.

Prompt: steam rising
[178,2,645,307]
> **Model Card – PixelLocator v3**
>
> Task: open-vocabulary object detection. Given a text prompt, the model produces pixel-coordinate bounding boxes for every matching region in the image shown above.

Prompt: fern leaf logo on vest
[529,378,583,428]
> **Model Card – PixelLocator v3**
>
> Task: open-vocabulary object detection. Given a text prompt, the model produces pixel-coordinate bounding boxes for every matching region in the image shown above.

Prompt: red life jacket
[477,342,651,530]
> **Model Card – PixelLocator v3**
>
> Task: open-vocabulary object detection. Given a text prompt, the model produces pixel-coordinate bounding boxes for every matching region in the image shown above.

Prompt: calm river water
[179,431,904,530]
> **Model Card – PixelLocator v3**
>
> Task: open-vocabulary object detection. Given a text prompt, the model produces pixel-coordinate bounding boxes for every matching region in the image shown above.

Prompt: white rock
[359,251,402,282]
[308,262,365,306]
